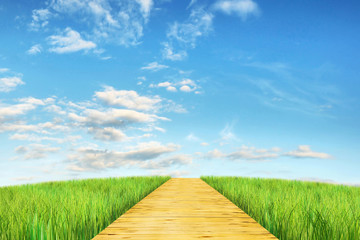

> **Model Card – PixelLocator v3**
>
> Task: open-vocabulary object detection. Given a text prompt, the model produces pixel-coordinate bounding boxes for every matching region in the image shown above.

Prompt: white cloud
[201,142,209,146]
[0,68,9,73]
[29,8,52,31]
[180,85,192,92]
[18,97,46,105]
[156,78,199,93]
[204,145,280,161]
[0,122,39,133]
[10,133,80,143]
[15,144,60,159]
[227,145,279,161]
[141,62,169,71]
[0,77,24,92]
[27,44,42,55]
[48,27,96,54]
[205,149,225,159]
[285,145,332,159]
[167,86,177,92]
[95,86,162,111]
[67,141,180,171]
[149,169,190,177]
[213,0,260,20]
[68,108,169,127]
[0,103,37,122]
[88,127,126,141]
[140,154,192,169]
[135,0,153,20]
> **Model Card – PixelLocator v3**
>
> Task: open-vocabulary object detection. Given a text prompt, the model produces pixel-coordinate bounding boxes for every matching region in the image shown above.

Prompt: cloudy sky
[1,0,359,186]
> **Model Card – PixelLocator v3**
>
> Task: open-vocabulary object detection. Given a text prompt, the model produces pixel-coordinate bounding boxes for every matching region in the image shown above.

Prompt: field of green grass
[0,176,170,240]
[202,176,360,240]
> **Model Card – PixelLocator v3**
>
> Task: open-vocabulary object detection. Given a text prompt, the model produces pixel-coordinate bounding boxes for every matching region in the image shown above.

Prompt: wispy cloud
[141,62,169,71]
[219,122,239,145]
[286,145,332,159]
[27,44,42,55]
[163,8,213,61]
[15,144,60,160]
[212,0,260,20]
[31,0,156,48]
[204,145,280,161]
[140,154,192,169]
[162,42,188,61]
[0,68,24,92]
[66,141,180,171]
[0,77,24,92]
[227,145,279,161]
[13,176,36,181]
[243,61,340,116]
[48,27,96,54]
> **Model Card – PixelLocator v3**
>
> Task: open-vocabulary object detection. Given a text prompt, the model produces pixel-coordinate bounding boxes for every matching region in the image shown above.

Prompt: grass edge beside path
[201,176,360,240]
[0,176,170,240]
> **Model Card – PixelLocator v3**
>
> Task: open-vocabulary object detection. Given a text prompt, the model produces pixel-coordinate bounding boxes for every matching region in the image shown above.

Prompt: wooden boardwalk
[93,178,277,239]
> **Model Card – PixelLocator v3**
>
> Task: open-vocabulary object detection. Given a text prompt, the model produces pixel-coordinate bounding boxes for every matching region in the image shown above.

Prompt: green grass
[0,176,170,240]
[201,176,360,240]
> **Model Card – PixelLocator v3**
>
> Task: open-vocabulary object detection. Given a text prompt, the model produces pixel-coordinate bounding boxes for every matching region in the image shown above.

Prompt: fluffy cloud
[141,62,169,71]
[48,27,96,54]
[0,77,24,92]
[213,0,260,20]
[0,68,24,92]
[67,141,180,171]
[205,149,225,159]
[88,127,126,141]
[95,86,162,111]
[155,78,200,93]
[68,108,169,127]
[15,144,60,159]
[0,103,37,122]
[27,44,42,55]
[285,145,332,159]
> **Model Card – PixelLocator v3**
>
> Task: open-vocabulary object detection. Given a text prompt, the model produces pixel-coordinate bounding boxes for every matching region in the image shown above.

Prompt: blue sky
[1,0,359,186]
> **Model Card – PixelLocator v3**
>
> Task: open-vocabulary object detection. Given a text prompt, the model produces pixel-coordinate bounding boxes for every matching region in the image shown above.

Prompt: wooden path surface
[93,178,277,239]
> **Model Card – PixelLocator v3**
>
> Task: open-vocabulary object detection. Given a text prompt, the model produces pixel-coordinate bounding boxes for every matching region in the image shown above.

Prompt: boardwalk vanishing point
[93,178,278,239]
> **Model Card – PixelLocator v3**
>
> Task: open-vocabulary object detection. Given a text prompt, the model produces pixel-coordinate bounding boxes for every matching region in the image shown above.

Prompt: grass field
[202,176,360,240]
[0,176,170,240]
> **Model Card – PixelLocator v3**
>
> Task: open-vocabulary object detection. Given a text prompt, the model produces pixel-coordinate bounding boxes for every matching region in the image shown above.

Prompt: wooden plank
[92,178,277,240]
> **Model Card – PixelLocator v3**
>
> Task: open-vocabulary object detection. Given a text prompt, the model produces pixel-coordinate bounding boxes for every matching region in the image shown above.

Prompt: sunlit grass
[0,176,170,239]
[201,176,360,240]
